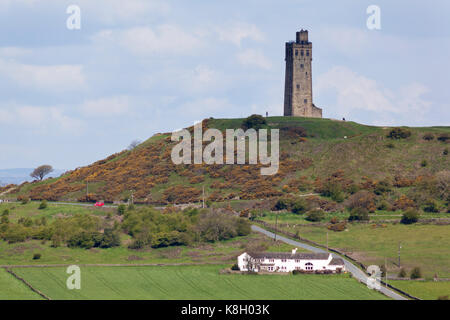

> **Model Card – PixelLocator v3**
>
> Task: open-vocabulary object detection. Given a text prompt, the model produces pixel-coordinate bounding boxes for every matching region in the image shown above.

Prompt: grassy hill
[3,116,449,206]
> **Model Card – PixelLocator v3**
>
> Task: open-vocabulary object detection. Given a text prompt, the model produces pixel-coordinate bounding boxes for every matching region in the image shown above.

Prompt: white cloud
[0,104,84,133]
[316,26,372,56]
[92,25,205,56]
[316,66,432,124]
[80,96,131,116]
[217,22,265,46]
[0,47,32,58]
[78,0,170,24]
[176,65,228,94]
[177,97,233,117]
[236,49,272,70]
[0,58,85,92]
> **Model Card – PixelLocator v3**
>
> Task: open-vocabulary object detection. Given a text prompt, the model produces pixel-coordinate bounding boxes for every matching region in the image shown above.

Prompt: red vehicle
[94,202,104,207]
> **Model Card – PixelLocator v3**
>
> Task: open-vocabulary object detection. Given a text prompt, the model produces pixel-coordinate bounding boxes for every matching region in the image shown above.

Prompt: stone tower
[284,30,322,118]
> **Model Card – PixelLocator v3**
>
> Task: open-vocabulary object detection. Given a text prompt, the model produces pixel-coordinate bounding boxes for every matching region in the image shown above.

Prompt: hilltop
[2,117,449,210]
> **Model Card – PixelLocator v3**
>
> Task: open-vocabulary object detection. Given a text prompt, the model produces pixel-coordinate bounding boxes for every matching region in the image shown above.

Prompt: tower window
[301,50,304,56]
[304,99,307,104]
[300,64,304,69]
[306,50,310,56]
[295,50,298,56]
[296,84,300,89]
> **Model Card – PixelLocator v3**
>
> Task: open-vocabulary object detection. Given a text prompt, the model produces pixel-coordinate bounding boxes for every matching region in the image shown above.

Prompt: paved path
[251,225,407,300]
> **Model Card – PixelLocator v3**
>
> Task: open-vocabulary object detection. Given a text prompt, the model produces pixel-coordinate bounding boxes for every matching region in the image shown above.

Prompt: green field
[0,268,42,300]
[389,280,450,300]
[11,265,388,300]
[262,221,450,279]
[0,201,114,223]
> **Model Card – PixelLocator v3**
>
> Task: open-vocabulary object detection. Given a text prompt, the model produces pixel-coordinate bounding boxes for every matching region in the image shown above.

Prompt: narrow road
[251,225,407,300]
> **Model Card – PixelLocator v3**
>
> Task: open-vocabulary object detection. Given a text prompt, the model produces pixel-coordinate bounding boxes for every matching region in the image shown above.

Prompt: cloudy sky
[0,0,449,170]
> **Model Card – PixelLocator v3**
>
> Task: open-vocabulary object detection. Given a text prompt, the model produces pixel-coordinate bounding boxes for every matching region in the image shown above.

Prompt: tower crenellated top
[296,29,309,44]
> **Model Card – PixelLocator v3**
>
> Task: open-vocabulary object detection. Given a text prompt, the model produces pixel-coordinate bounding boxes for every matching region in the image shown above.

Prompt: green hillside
[2,116,449,208]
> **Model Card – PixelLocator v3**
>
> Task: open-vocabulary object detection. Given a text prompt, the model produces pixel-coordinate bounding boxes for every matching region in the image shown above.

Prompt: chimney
[291,248,298,254]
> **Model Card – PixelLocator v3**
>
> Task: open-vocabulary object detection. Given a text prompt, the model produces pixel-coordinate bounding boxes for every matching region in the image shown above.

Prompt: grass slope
[12,265,388,300]
[270,222,450,278]
[5,116,449,202]
[0,268,42,300]
[389,280,450,300]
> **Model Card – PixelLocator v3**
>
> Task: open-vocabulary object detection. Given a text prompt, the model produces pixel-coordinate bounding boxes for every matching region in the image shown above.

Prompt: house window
[281,259,287,262]
[269,259,274,263]
[295,259,300,263]
[305,262,313,271]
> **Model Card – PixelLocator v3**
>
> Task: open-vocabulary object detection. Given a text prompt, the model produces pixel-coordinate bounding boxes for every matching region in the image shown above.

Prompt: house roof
[247,252,330,260]
[329,258,345,266]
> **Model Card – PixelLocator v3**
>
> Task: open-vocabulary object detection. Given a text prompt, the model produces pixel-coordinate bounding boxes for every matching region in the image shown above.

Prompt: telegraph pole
[326,231,329,251]
[274,213,278,242]
[398,242,402,268]
[385,257,388,287]
[202,185,205,208]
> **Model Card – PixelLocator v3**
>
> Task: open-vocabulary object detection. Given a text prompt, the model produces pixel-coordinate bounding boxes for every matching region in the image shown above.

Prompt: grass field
[11,265,388,300]
[265,221,450,278]
[0,268,42,300]
[0,231,301,266]
[0,201,114,223]
[389,280,450,300]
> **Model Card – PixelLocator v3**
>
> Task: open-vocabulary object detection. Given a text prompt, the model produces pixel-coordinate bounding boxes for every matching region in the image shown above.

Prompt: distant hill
[3,117,449,205]
[0,168,66,186]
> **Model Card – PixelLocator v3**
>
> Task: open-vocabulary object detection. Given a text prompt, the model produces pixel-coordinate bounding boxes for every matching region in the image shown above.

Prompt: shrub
[38,200,48,210]
[305,209,326,222]
[377,200,391,211]
[291,199,307,215]
[437,295,449,300]
[241,114,267,130]
[437,133,450,142]
[387,127,411,139]
[422,133,434,141]
[231,263,240,271]
[374,180,391,195]
[2,209,9,216]
[393,195,416,211]
[444,148,449,156]
[401,209,420,224]
[420,160,428,167]
[385,142,395,149]
[398,268,407,278]
[410,267,422,279]
[379,264,386,277]
[330,216,339,224]
[32,253,41,260]
[423,199,439,213]
[320,181,344,202]
[346,191,376,212]
[273,197,294,211]
[117,204,126,215]
[21,198,29,205]
[348,207,370,222]
[328,221,346,232]
[292,269,301,275]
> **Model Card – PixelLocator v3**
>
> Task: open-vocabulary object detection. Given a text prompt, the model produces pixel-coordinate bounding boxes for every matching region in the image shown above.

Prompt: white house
[237,248,345,273]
